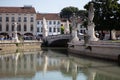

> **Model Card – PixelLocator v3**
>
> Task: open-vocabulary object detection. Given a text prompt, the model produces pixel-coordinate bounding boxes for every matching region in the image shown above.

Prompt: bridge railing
[46,34,71,40]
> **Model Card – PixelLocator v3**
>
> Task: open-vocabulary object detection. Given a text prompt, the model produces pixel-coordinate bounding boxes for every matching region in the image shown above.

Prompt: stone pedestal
[111,30,116,40]
[71,30,79,43]
[87,23,98,41]
[14,31,20,43]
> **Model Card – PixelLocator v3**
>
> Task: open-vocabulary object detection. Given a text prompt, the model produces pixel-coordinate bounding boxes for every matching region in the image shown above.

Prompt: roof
[0,6,36,13]
[37,13,61,20]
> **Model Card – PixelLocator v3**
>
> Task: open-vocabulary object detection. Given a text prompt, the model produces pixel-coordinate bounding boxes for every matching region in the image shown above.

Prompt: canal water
[0,48,120,80]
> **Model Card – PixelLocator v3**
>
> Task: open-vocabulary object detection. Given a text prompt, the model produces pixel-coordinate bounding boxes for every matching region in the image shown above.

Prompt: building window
[49,27,52,32]
[53,21,56,25]
[12,24,14,31]
[11,17,15,22]
[57,28,60,32]
[41,27,43,32]
[41,21,43,25]
[0,17,2,22]
[6,24,9,31]
[80,30,83,33]
[24,24,27,31]
[30,17,34,22]
[37,21,39,25]
[6,17,9,22]
[17,24,21,31]
[84,30,86,33]
[24,17,27,22]
[0,24,2,31]
[30,24,33,31]
[49,21,52,25]
[18,17,21,22]
[53,27,56,32]
[37,27,39,32]
[57,21,60,25]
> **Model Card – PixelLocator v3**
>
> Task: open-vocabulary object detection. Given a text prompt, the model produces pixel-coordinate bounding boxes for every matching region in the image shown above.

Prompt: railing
[45,34,71,44]
[46,34,71,40]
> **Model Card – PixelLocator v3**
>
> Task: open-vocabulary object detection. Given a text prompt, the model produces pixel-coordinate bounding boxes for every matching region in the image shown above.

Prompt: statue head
[89,2,94,12]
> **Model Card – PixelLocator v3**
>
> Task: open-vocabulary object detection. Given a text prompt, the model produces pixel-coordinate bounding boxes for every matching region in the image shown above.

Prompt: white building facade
[0,6,36,39]
[36,13,61,36]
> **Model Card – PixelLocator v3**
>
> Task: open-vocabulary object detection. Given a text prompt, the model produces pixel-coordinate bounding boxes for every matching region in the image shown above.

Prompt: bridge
[42,34,72,47]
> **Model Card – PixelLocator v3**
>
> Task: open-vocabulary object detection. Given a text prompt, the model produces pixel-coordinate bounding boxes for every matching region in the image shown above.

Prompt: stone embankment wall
[68,41,120,61]
[0,41,41,51]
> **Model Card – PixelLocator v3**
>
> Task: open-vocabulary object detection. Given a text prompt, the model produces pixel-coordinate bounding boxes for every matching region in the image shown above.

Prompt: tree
[84,0,120,40]
[60,6,79,20]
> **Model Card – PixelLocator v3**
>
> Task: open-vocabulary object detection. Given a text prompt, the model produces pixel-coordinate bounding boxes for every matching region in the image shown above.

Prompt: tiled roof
[0,6,36,13]
[37,13,61,20]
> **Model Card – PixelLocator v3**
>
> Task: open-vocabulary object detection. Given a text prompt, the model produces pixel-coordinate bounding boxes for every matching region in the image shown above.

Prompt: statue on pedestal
[70,13,79,43]
[43,17,48,39]
[87,3,98,41]
[64,20,70,34]
[14,22,20,43]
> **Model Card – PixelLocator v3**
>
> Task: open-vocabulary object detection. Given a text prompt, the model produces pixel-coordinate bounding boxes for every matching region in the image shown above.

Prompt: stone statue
[88,3,94,25]
[43,17,48,38]
[70,13,79,43]
[71,13,77,30]
[87,2,98,41]
[64,20,70,34]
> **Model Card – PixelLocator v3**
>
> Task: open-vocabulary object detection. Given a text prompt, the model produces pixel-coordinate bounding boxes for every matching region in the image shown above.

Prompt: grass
[111,40,120,42]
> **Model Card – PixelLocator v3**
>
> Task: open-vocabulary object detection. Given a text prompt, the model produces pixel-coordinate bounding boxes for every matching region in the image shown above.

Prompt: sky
[0,0,91,13]
[0,0,120,13]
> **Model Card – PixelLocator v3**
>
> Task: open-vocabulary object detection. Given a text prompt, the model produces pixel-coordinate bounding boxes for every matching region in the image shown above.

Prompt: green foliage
[60,6,79,19]
[16,43,19,47]
[61,26,64,34]
[84,0,120,31]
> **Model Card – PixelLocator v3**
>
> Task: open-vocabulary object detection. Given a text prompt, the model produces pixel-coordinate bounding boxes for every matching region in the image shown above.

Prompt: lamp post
[14,21,20,43]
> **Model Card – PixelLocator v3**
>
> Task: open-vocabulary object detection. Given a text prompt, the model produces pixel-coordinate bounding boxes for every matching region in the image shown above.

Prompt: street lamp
[14,21,20,43]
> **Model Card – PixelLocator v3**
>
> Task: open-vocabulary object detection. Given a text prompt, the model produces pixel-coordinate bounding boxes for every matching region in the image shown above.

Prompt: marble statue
[14,22,20,43]
[87,3,98,41]
[43,17,48,39]
[70,13,79,43]
[64,20,70,34]
[88,3,94,25]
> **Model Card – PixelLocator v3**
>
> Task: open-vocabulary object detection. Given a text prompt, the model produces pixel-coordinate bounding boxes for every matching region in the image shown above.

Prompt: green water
[0,48,120,80]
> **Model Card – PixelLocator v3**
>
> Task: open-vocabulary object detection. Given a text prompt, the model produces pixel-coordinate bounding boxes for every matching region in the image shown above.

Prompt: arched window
[0,24,2,31]
[30,24,33,31]
[37,27,39,32]
[12,24,14,31]
[49,27,52,32]
[17,24,21,31]
[41,27,43,32]
[24,24,27,31]
[6,24,9,31]
[53,27,56,32]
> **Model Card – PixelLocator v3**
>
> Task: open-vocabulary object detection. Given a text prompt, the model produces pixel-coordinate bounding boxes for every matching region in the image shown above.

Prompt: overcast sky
[0,0,120,13]
[0,0,91,13]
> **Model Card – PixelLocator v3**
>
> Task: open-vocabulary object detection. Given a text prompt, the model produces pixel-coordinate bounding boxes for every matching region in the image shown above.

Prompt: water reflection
[0,48,120,80]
